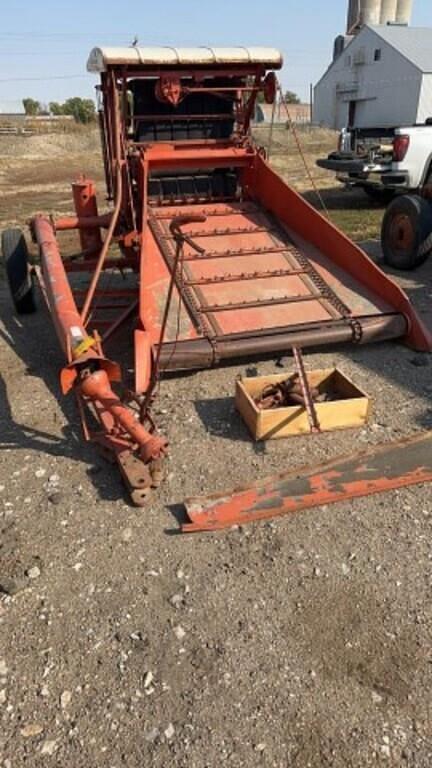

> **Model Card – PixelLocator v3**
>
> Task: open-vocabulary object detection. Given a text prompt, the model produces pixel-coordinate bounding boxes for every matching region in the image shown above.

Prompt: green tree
[284,90,301,104]
[63,97,96,124]
[22,98,41,116]
[49,101,64,116]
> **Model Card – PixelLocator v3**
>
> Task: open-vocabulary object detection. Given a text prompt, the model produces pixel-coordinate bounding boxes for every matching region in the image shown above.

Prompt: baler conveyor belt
[145,201,409,368]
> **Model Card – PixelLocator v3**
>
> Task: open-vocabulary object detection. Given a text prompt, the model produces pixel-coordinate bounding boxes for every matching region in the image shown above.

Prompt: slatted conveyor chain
[267,216,354,325]
[149,207,362,346]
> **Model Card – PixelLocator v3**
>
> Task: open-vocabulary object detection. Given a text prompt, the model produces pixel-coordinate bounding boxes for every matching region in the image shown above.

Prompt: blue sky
[0,0,431,106]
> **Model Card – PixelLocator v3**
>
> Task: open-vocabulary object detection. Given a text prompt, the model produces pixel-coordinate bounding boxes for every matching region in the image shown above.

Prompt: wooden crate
[236,368,371,441]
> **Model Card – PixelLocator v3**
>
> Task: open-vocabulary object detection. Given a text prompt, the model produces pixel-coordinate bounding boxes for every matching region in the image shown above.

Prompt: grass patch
[254,124,385,242]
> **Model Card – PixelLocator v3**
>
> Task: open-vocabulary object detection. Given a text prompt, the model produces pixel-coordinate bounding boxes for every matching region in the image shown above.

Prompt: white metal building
[0,101,25,121]
[314,25,432,130]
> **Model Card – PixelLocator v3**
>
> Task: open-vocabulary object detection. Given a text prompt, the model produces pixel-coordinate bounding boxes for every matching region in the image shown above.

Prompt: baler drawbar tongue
[182,431,432,532]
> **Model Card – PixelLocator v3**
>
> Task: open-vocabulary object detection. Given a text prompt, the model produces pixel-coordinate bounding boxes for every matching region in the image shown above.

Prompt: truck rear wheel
[1,228,36,314]
[381,195,432,270]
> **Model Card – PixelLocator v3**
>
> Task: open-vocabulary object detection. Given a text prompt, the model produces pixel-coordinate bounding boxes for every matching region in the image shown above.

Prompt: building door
[348,100,357,128]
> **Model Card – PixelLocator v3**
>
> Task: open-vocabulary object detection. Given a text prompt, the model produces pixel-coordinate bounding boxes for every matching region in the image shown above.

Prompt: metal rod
[199,293,324,314]
[292,346,320,433]
[64,257,136,273]
[185,268,310,286]
[132,113,235,122]
[80,73,125,326]
[163,226,272,238]
[73,289,136,298]
[151,204,258,220]
[181,246,301,262]
[54,213,113,231]
[102,299,139,343]
[80,163,123,325]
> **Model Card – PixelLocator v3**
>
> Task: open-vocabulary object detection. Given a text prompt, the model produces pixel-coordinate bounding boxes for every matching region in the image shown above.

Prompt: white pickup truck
[317,124,432,202]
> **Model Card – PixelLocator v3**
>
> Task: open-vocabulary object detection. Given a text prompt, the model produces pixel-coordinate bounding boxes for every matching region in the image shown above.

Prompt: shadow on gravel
[0,290,126,503]
[194,395,266,456]
[165,503,188,535]
[194,396,248,442]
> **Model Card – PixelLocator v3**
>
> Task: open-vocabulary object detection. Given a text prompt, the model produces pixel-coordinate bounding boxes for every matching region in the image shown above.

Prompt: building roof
[87,46,283,72]
[370,25,432,74]
[0,101,25,116]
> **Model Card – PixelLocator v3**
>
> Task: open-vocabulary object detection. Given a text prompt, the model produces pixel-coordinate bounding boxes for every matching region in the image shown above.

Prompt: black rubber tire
[381,195,432,271]
[1,228,36,313]
[363,186,395,205]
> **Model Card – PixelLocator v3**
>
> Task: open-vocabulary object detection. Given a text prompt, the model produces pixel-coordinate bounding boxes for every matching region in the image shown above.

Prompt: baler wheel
[1,228,36,313]
[381,195,432,270]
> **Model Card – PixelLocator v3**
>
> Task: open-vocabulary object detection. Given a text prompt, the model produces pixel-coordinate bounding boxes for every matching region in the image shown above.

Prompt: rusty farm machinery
[2,45,432,515]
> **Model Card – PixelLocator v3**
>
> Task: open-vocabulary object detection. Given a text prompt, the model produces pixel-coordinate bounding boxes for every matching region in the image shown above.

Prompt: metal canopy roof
[87,46,283,73]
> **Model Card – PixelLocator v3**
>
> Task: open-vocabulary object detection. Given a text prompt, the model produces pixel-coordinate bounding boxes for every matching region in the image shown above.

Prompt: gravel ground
[1,132,432,767]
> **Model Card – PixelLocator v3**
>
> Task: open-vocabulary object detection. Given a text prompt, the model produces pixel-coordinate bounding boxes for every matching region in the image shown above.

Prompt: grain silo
[360,0,382,25]
[347,0,360,32]
[380,0,398,24]
[347,0,383,32]
[396,0,413,24]
[347,0,413,32]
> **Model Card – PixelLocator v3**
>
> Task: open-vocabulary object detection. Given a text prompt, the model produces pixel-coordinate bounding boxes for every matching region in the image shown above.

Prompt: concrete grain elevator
[346,0,413,32]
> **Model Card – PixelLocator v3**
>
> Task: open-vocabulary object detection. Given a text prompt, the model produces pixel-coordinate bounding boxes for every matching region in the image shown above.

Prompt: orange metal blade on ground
[182,431,432,532]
